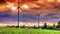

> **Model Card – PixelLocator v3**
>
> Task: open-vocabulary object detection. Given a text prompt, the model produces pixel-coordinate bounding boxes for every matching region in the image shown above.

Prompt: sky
[0,0,60,26]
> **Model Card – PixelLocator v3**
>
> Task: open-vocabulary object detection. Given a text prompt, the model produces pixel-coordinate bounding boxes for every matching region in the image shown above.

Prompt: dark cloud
[6,0,16,2]
[0,0,6,3]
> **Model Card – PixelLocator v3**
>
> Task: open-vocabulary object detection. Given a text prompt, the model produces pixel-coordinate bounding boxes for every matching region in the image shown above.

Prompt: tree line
[7,21,60,30]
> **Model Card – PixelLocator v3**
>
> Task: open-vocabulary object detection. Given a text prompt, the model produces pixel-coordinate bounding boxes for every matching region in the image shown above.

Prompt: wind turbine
[17,0,20,28]
[17,0,29,28]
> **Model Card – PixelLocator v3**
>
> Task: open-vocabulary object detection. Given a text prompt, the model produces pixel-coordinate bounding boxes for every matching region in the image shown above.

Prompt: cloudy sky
[0,0,60,25]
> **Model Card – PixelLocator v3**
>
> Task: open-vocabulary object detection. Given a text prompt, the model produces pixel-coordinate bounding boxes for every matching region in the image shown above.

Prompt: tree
[33,25,36,29]
[22,25,26,28]
[53,23,56,29]
[43,23,47,29]
[56,21,60,28]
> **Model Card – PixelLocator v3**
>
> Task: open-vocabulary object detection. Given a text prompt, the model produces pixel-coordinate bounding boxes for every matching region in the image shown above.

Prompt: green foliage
[33,25,36,29]
[21,25,26,28]
[56,21,60,28]
[47,26,54,30]
[53,24,56,29]
[33,25,40,29]
[0,27,60,34]
[42,23,47,29]
[42,23,56,30]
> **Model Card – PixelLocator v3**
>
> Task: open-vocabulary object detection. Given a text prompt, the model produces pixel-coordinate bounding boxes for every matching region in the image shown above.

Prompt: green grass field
[0,27,60,34]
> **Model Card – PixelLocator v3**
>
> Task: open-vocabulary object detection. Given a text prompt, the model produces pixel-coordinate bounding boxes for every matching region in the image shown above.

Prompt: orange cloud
[0,0,60,15]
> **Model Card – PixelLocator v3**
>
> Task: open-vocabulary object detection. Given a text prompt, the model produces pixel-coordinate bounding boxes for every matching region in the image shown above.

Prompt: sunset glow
[57,0,60,2]
[47,0,54,2]
[22,4,29,9]
[0,0,60,26]
[6,3,17,10]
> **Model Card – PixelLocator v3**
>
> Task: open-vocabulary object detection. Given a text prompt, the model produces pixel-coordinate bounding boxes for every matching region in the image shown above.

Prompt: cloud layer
[0,0,60,24]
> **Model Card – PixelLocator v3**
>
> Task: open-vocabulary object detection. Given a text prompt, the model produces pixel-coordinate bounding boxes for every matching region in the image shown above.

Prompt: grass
[0,27,60,34]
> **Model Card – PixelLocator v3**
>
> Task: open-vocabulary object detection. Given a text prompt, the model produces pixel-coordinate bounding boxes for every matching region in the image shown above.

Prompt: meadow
[0,27,60,34]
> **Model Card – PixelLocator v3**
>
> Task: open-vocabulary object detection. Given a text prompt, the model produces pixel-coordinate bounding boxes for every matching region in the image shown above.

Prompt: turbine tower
[17,0,20,28]
[37,14,40,29]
